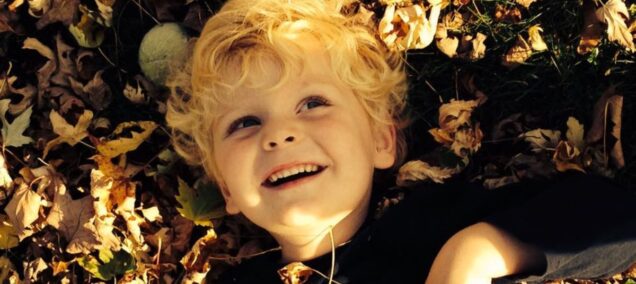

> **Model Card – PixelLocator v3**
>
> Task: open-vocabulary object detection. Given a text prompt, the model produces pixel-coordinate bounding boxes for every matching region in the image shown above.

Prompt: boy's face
[211,38,396,238]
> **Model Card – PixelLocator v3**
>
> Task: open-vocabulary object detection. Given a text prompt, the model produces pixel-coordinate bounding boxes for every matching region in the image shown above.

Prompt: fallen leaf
[26,0,51,18]
[0,256,17,283]
[96,121,158,158]
[566,117,585,150]
[397,160,458,185]
[578,0,604,54]
[450,124,483,158]
[181,228,217,283]
[78,249,136,281]
[438,99,478,132]
[1,76,36,115]
[483,175,520,189]
[459,32,487,61]
[278,262,313,284]
[68,70,112,111]
[44,109,93,158]
[141,206,162,223]
[495,4,522,23]
[596,0,635,51]
[0,99,34,148]
[45,178,99,254]
[4,183,42,240]
[586,86,624,168]
[515,0,537,9]
[69,12,105,48]
[502,35,533,69]
[0,151,12,189]
[553,140,585,173]
[175,178,225,227]
[0,214,19,249]
[521,129,561,153]
[35,0,80,29]
[21,37,57,97]
[24,258,48,283]
[528,24,548,51]
[123,81,147,104]
[379,2,442,51]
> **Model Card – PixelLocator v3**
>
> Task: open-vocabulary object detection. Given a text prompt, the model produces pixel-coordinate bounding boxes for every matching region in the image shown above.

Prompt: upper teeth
[267,164,320,183]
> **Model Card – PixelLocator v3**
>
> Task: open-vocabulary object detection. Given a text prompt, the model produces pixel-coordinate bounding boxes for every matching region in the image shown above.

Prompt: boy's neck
[272,202,370,263]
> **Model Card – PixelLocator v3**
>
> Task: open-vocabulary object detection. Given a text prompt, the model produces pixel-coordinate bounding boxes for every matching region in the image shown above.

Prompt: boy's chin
[267,209,354,234]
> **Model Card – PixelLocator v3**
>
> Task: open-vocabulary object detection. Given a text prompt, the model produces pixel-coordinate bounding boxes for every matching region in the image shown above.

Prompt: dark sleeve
[485,173,636,283]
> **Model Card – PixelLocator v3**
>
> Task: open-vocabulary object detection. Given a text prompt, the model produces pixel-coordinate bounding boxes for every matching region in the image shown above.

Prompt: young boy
[166,0,636,283]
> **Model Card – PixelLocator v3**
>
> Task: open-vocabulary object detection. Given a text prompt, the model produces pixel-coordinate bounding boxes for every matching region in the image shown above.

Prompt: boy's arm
[425,222,546,284]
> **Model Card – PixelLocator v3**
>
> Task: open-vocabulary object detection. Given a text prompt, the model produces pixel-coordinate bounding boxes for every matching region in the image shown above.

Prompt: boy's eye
[227,116,260,135]
[299,96,330,112]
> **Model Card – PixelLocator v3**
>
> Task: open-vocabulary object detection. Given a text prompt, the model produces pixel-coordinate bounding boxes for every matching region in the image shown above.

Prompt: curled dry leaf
[586,86,624,168]
[552,140,585,173]
[379,1,442,51]
[450,124,483,158]
[69,12,105,48]
[438,99,478,132]
[595,0,635,51]
[521,129,561,153]
[44,109,93,158]
[95,121,158,158]
[123,81,147,104]
[565,117,585,150]
[397,160,458,185]
[278,262,313,284]
[0,151,12,190]
[578,0,604,54]
[181,228,218,283]
[459,32,487,61]
[26,0,51,18]
[35,0,80,29]
[502,25,547,68]
[528,25,548,51]
[1,76,36,115]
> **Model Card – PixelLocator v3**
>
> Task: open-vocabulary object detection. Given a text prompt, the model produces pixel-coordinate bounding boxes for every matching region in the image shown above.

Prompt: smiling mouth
[262,166,327,188]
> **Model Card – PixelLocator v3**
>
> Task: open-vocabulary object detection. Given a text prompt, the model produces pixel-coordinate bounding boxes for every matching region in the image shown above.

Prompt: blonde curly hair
[166,0,409,185]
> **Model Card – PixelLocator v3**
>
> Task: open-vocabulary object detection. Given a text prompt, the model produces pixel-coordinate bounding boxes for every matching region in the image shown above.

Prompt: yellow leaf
[379,2,442,51]
[0,215,19,249]
[436,35,459,58]
[595,0,635,51]
[44,109,93,157]
[96,121,157,158]
[566,117,585,150]
[181,228,217,278]
[502,35,533,69]
[515,0,537,9]
[528,24,548,51]
[0,256,17,283]
[553,140,585,173]
[4,183,42,240]
[438,99,478,132]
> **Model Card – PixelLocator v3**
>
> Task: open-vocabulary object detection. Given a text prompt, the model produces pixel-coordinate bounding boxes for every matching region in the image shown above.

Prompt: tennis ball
[138,23,189,86]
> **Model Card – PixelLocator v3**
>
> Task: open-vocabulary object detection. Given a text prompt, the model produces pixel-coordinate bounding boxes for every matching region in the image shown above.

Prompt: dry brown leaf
[278,262,313,284]
[586,86,624,168]
[24,257,48,283]
[459,32,487,61]
[181,228,218,282]
[515,0,537,9]
[450,124,483,158]
[0,214,19,249]
[495,4,522,23]
[595,0,635,51]
[46,178,99,254]
[95,121,158,158]
[429,128,454,145]
[528,24,548,51]
[3,183,42,240]
[397,160,458,185]
[22,37,57,95]
[553,140,586,173]
[1,76,36,115]
[578,0,604,54]
[438,99,478,132]
[502,35,533,69]
[26,0,51,18]
[0,151,12,190]
[44,109,93,158]
[379,2,442,51]
[521,129,561,153]
[35,0,79,29]
[483,175,521,189]
[68,70,112,111]
[436,35,459,58]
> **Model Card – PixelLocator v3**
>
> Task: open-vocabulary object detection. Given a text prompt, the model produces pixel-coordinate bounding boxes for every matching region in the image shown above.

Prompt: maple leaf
[35,0,79,29]
[44,109,93,158]
[95,121,158,158]
[78,249,136,281]
[0,214,19,249]
[175,178,225,227]
[397,160,459,185]
[0,100,34,148]
[45,179,99,254]
[3,183,41,240]
[595,0,635,51]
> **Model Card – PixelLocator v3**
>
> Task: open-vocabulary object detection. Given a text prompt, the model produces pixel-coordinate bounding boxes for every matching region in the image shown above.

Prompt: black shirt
[215,173,636,284]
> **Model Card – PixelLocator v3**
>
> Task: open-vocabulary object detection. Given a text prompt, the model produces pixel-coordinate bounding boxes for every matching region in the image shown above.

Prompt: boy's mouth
[262,164,327,188]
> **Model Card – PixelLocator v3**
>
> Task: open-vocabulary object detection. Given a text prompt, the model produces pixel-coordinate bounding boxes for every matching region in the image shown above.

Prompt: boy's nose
[266,135,295,150]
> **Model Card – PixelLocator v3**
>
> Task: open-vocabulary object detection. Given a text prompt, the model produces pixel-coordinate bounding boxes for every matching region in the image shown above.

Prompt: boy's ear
[219,183,241,215]
[373,123,397,169]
